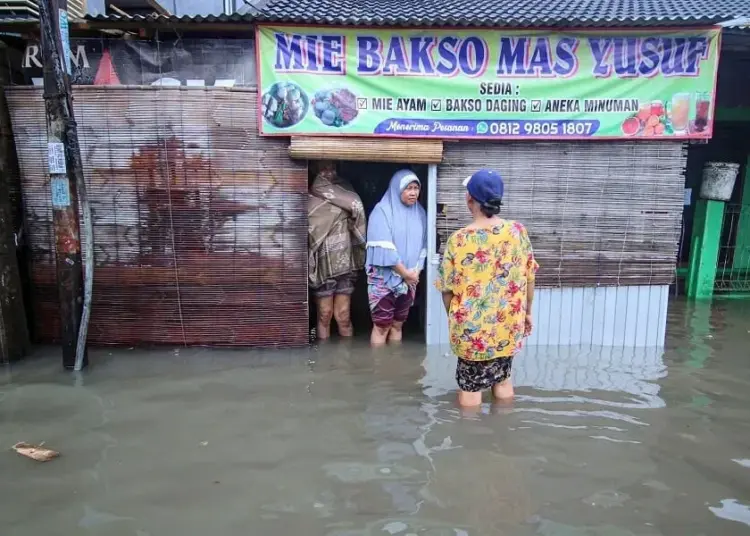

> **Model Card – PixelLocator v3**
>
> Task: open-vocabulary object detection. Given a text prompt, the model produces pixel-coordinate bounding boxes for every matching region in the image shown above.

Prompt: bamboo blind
[438,141,687,288]
[289,136,443,164]
[6,86,309,347]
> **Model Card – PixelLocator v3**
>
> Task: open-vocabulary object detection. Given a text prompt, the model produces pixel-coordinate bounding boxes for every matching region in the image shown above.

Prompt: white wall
[426,283,670,348]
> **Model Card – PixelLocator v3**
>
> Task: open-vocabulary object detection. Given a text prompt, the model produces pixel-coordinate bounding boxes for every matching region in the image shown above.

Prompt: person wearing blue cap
[436,169,539,406]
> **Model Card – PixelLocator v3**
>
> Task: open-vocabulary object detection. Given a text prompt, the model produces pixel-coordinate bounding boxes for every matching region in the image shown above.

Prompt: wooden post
[686,199,724,300]
[0,77,29,363]
[39,0,88,369]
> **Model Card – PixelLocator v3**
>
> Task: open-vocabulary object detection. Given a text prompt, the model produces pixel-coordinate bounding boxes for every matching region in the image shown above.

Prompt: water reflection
[422,344,667,409]
[709,499,750,528]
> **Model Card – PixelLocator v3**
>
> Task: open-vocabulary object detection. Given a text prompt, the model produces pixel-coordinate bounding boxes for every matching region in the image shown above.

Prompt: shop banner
[256,26,721,140]
[18,38,256,87]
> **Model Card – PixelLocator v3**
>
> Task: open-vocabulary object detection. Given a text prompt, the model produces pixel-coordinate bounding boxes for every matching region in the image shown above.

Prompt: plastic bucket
[700,162,740,202]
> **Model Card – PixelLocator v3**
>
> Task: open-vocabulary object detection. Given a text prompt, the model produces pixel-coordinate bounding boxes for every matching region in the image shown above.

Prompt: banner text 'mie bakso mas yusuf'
[256,25,720,140]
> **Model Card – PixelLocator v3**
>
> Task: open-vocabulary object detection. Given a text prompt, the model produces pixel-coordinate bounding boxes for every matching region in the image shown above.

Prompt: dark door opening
[309,161,429,341]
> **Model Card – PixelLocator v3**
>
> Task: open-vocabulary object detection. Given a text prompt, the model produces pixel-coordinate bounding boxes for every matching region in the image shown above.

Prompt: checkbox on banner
[431,99,442,111]
[531,100,542,112]
[357,98,368,110]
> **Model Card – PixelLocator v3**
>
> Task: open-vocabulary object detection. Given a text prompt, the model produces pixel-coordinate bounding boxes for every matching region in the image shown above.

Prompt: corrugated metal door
[6,86,309,347]
[437,141,687,288]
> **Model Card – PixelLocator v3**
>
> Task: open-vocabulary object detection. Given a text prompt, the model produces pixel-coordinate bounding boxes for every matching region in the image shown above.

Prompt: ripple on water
[322,462,420,483]
[326,517,471,536]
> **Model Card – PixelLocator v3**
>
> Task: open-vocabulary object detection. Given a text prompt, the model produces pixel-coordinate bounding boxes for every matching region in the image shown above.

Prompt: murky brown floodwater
[1,299,750,535]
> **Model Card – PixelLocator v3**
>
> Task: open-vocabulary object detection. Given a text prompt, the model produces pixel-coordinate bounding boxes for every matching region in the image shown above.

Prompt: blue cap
[463,169,504,205]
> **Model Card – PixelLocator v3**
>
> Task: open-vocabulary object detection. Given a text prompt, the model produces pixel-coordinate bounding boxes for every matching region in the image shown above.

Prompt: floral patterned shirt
[436,221,539,362]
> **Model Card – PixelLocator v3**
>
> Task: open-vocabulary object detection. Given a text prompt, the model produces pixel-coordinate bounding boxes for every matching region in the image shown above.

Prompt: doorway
[308,161,430,341]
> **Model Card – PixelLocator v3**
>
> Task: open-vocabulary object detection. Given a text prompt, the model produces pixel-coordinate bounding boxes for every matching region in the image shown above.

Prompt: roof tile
[253,0,747,26]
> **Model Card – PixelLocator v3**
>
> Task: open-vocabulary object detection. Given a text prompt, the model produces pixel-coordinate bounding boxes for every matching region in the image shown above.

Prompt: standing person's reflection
[308,161,366,339]
[437,169,538,407]
[366,170,427,346]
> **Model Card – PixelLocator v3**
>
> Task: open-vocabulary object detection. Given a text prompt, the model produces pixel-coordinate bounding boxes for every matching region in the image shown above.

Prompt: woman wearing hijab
[366,169,427,346]
[437,169,538,407]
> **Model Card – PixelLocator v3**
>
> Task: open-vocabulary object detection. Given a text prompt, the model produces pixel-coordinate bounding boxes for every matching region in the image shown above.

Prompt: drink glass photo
[670,93,690,134]
[694,92,711,133]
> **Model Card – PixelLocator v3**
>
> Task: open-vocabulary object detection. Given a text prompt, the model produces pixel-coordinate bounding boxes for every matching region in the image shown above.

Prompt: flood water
[2,299,750,535]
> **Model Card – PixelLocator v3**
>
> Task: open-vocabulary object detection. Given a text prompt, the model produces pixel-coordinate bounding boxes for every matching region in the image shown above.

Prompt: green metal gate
[715,202,750,295]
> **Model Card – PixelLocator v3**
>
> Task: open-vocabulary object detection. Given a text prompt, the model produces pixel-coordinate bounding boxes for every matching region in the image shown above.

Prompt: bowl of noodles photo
[261,82,309,129]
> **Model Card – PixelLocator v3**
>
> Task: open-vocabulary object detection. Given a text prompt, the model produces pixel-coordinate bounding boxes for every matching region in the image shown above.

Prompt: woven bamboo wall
[6,86,309,347]
[438,142,687,288]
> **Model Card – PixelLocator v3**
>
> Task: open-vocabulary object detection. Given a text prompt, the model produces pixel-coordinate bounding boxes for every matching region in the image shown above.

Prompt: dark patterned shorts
[311,273,357,299]
[370,289,415,328]
[456,357,513,393]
